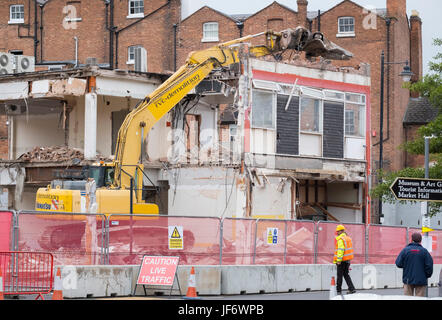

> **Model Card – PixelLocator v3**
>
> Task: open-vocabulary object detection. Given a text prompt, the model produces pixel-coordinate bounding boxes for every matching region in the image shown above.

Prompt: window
[345,93,365,137]
[127,45,141,64]
[9,5,24,24]
[300,97,322,133]
[128,0,143,18]
[252,90,275,129]
[338,17,355,36]
[202,22,219,42]
[345,104,365,137]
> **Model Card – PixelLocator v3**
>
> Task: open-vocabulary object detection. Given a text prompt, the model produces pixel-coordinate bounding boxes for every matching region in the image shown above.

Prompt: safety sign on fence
[168,226,183,250]
[267,228,278,245]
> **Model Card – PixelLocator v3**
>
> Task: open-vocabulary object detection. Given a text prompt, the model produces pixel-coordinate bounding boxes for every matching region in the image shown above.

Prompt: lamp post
[378,51,414,221]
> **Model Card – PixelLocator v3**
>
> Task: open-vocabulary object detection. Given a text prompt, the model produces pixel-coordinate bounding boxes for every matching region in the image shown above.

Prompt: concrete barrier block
[275,265,321,292]
[320,264,337,290]
[373,265,396,289]
[59,265,133,298]
[429,265,442,287]
[221,265,277,295]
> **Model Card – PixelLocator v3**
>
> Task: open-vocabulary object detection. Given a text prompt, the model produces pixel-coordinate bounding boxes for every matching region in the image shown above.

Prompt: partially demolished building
[0,51,371,223]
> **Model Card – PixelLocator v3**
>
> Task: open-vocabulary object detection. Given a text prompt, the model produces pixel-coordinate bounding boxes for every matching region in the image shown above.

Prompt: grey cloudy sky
[182,0,441,76]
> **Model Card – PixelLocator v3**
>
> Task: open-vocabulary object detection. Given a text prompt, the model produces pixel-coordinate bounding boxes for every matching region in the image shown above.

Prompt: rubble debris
[17,146,88,162]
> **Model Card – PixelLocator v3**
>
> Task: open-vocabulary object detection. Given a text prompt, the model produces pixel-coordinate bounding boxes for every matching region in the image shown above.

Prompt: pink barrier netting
[17,213,106,265]
[107,215,221,265]
[221,218,256,265]
[368,225,407,264]
[254,220,286,264]
[0,211,13,251]
[285,221,315,264]
[316,222,366,264]
[409,228,442,264]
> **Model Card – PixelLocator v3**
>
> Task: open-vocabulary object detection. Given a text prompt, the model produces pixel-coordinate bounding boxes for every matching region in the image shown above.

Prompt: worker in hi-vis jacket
[333,224,356,295]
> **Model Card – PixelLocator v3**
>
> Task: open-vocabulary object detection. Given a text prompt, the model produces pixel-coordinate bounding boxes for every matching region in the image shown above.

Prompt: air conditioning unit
[5,104,25,115]
[134,47,147,72]
[16,55,35,73]
[0,52,15,75]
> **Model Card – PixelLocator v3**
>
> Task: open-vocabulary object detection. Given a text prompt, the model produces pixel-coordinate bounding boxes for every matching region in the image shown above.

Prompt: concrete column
[84,92,97,160]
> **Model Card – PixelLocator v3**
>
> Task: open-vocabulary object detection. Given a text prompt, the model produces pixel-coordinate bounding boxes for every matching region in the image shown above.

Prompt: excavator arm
[112,27,353,199]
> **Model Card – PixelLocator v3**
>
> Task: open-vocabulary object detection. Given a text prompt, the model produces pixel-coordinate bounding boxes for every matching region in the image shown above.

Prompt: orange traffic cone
[0,268,4,300]
[52,268,63,300]
[183,267,200,299]
[329,276,337,300]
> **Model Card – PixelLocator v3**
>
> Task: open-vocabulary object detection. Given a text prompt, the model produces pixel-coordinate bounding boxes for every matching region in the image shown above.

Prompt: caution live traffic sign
[390,177,442,202]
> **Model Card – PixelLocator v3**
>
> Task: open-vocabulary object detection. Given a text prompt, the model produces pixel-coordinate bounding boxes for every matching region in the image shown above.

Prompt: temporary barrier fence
[1,211,441,266]
[0,251,53,299]
[16,211,107,266]
[107,214,222,266]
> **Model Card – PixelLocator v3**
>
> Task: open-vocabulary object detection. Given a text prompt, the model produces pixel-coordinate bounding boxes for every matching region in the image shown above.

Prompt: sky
[182,0,441,76]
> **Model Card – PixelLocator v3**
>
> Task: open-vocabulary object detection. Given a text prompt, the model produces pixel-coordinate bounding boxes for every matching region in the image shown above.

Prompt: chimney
[387,0,406,18]
[409,10,423,97]
[297,0,308,28]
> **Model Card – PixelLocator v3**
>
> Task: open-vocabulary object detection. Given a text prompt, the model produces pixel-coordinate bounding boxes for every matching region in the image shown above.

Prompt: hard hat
[336,225,345,232]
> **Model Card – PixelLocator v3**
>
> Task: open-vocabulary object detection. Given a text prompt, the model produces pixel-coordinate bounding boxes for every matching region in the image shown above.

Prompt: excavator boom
[113,27,353,194]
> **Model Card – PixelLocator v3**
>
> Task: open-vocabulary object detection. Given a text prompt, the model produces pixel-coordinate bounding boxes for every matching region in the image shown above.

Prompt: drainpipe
[373,18,392,148]
[74,36,79,67]
[39,2,47,63]
[34,0,38,61]
[173,24,177,71]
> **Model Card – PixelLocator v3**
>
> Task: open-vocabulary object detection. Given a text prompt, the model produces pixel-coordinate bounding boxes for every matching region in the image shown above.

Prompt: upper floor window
[9,5,24,24]
[337,17,355,37]
[252,90,275,129]
[127,45,142,64]
[202,22,219,42]
[344,93,365,137]
[128,0,144,18]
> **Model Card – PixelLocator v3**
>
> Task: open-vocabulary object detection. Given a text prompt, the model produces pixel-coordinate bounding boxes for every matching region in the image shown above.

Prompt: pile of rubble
[18,146,85,162]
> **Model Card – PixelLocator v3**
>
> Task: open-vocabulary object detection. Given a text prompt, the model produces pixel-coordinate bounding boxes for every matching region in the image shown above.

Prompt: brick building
[0,0,424,223]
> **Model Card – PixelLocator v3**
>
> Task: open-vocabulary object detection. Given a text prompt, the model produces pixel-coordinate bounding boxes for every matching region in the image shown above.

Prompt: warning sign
[168,226,183,250]
[267,228,278,245]
[136,255,179,286]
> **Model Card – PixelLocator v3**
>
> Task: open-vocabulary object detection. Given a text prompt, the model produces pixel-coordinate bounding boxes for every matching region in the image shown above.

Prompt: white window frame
[251,89,276,130]
[127,0,144,19]
[344,93,366,138]
[299,96,323,134]
[202,22,219,42]
[9,4,25,24]
[337,17,355,37]
[127,45,142,64]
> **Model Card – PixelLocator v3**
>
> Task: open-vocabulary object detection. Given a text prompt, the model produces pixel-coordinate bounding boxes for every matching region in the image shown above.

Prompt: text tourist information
[390,177,442,202]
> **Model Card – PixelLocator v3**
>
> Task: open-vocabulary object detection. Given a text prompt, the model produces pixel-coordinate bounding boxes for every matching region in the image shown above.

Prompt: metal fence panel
[221,218,256,265]
[285,220,316,264]
[0,251,53,297]
[316,222,366,264]
[17,211,106,265]
[368,225,407,264]
[107,215,221,265]
[253,219,286,264]
[0,211,14,251]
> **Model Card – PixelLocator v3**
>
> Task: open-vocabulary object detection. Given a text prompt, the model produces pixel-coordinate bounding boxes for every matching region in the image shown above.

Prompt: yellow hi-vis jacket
[333,232,354,264]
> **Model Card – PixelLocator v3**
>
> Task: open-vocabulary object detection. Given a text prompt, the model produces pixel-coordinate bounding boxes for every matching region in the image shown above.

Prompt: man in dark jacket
[395,232,433,297]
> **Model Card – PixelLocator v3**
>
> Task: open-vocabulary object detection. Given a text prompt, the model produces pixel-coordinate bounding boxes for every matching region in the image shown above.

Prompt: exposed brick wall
[177,7,241,68]
[0,0,36,55]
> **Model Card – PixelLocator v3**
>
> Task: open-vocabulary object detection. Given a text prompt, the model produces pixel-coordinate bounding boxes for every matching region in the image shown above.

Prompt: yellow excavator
[35,26,352,216]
